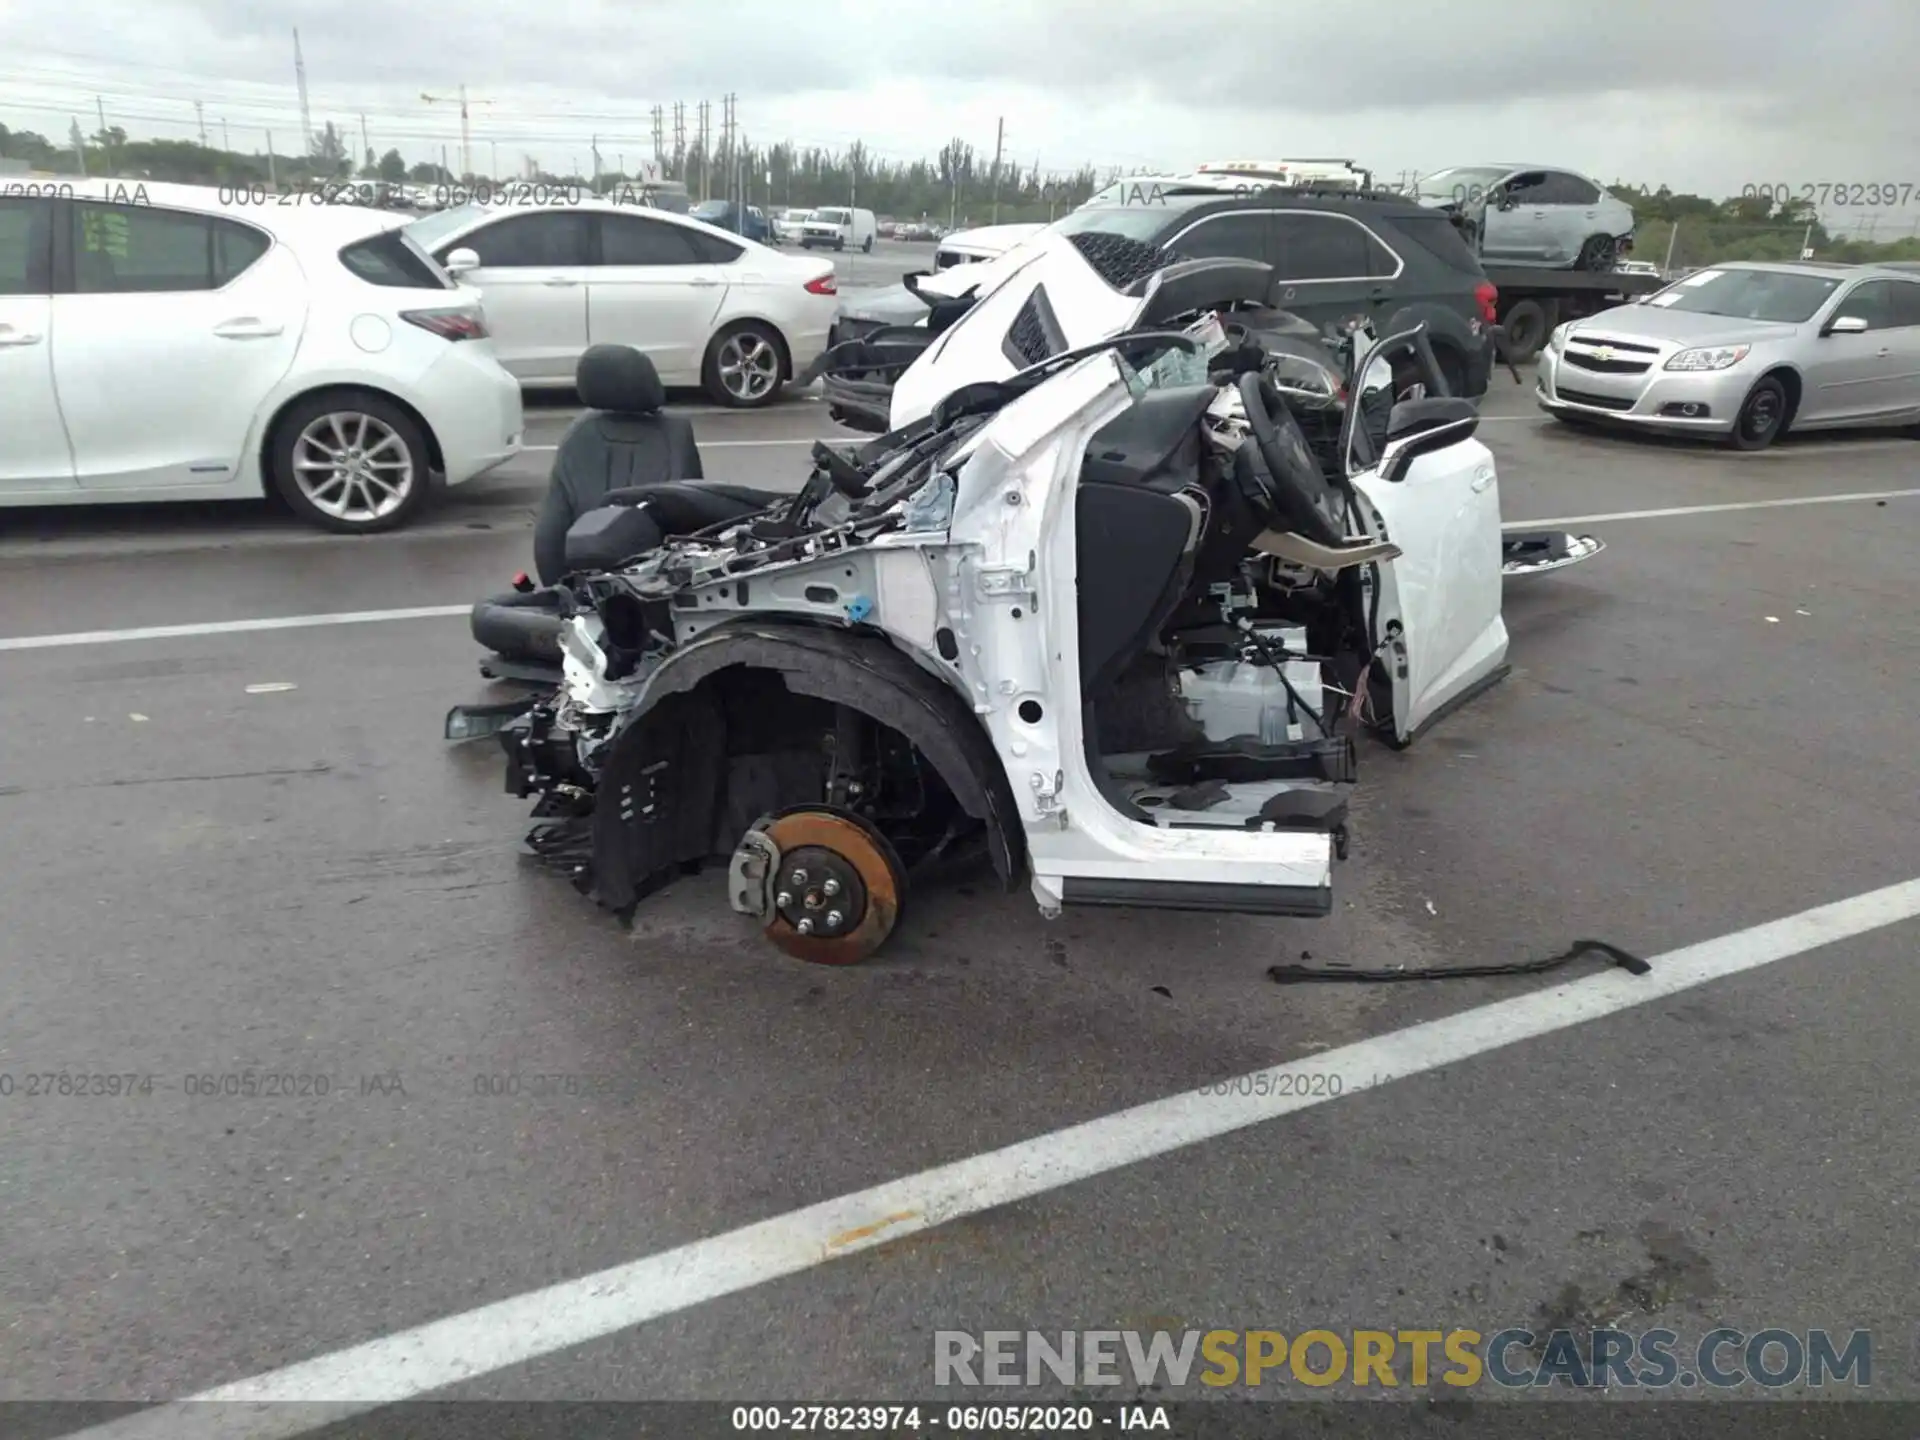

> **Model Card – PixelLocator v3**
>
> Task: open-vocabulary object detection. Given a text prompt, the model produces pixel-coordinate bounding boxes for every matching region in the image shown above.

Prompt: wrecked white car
[450,248,1600,964]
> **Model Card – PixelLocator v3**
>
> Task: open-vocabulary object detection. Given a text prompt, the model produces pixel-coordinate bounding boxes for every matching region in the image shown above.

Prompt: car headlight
[1547,323,1570,353]
[1664,344,1751,371]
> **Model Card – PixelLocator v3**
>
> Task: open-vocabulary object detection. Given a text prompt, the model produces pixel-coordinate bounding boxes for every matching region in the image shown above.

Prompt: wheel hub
[755,809,905,964]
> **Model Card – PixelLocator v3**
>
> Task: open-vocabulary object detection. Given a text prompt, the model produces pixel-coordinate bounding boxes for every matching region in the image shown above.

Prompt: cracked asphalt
[1,339,1916,1432]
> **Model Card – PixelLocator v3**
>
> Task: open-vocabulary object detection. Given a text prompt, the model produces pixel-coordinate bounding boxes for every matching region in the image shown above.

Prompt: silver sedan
[1535,261,1920,449]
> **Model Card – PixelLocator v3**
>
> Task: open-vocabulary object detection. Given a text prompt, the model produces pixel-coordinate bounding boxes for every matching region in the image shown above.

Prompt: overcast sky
[3,0,1918,215]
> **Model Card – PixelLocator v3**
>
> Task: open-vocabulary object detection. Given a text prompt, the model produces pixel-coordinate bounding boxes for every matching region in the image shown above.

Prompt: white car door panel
[1350,437,1509,742]
[0,197,75,493]
[0,295,76,493]
[586,213,729,384]
[54,202,302,491]
[443,212,592,385]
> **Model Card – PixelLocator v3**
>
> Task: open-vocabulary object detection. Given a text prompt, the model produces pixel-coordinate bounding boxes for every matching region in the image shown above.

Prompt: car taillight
[401,307,486,341]
[805,272,837,296]
[1475,281,1498,325]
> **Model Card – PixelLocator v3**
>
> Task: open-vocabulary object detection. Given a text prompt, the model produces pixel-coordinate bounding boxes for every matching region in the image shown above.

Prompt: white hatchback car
[0,179,523,532]
[402,199,840,407]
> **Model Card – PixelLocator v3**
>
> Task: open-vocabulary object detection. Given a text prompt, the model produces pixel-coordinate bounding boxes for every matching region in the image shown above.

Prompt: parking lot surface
[2,363,1917,1425]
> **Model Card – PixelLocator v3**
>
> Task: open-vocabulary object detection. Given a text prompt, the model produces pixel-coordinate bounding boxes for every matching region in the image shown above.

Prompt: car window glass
[689,231,744,263]
[211,218,271,285]
[1837,280,1894,329]
[1886,279,1920,328]
[1272,214,1372,280]
[1172,212,1269,263]
[0,197,52,294]
[71,202,219,293]
[1536,172,1600,205]
[459,212,592,267]
[598,214,702,265]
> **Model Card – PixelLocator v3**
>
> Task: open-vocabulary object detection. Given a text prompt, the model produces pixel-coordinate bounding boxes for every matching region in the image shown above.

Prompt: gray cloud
[4,0,1918,194]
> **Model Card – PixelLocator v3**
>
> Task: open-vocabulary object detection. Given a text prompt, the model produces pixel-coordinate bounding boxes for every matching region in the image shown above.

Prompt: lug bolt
[826,910,843,928]
[823,878,840,897]
[797,918,814,934]
[776,890,792,908]
[790,869,808,886]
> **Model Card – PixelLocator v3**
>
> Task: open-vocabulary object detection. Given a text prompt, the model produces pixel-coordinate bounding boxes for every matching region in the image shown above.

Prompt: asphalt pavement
[2,361,1917,1430]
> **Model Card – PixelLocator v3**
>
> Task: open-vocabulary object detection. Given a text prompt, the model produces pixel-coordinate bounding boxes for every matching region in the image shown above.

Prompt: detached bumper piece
[1502,531,1605,578]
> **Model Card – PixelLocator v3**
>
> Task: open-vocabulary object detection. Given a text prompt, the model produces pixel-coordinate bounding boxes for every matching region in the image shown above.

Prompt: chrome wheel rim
[718,332,780,401]
[292,412,414,522]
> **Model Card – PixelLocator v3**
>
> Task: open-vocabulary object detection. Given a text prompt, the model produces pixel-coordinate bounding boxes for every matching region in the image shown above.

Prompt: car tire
[1727,376,1789,450]
[1501,299,1554,364]
[703,321,787,408]
[862,235,874,253]
[1576,235,1617,271]
[268,390,433,534]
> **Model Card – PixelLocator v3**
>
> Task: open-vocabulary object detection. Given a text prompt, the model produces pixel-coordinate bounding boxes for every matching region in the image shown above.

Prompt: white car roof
[410,196,817,267]
[55,178,407,246]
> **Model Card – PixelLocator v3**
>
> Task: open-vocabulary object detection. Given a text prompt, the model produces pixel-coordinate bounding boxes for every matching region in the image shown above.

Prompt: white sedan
[402,200,839,407]
[0,179,523,532]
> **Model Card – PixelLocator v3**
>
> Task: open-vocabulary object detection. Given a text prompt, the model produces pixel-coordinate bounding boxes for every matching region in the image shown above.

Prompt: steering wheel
[1236,372,1345,548]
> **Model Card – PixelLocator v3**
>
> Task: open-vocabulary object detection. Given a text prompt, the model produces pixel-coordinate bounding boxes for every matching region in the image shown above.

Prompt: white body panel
[1349,438,1509,740]
[0,294,76,492]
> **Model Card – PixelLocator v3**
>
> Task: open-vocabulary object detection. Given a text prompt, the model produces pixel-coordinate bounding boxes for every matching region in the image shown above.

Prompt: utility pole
[671,102,685,182]
[591,133,602,189]
[266,130,277,188]
[490,140,498,179]
[696,99,711,202]
[221,118,230,152]
[69,117,87,176]
[194,99,208,148]
[1661,220,1680,276]
[721,94,735,208]
[650,106,664,169]
[359,112,370,166]
[989,116,1005,224]
[441,144,450,182]
[94,96,112,169]
[949,136,960,230]
[292,29,313,159]
[421,85,492,180]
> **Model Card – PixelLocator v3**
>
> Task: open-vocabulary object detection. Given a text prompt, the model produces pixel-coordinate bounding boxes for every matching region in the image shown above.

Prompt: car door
[1267,211,1397,330]
[1481,171,1551,262]
[1344,352,1507,741]
[1884,279,1920,418]
[51,199,303,492]
[1531,170,1605,266]
[1801,280,1904,421]
[0,195,76,494]
[438,211,591,384]
[586,212,729,384]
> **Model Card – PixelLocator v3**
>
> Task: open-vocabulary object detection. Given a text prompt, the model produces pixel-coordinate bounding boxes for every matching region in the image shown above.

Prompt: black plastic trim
[1059,877,1332,917]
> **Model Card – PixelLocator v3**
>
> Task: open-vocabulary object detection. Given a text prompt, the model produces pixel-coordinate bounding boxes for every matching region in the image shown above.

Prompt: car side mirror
[1376,408,1481,484]
[443,247,481,278]
[1824,314,1870,335]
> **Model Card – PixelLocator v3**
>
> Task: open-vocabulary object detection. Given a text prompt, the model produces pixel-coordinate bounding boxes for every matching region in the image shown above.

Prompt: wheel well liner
[588,623,1025,913]
[260,384,444,481]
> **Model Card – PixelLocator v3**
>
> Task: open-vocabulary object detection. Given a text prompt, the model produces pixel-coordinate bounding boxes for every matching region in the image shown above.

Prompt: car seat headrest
[576,344,667,414]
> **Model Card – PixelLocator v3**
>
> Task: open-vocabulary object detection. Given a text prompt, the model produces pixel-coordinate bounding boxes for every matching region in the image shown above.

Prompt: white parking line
[1503,487,1920,529]
[520,438,824,453]
[58,876,1920,1434]
[0,607,470,653]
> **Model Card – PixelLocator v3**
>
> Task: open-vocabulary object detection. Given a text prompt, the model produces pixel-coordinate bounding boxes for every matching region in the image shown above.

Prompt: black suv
[1049,182,1499,397]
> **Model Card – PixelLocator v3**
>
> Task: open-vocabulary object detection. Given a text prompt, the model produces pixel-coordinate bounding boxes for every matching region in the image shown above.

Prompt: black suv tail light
[401,307,487,341]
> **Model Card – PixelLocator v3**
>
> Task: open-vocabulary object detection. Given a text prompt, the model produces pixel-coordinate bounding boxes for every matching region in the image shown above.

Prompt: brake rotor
[758,808,906,964]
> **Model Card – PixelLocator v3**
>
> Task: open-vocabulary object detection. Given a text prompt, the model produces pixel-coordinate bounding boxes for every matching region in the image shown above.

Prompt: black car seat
[470,345,780,676]
[531,345,706,587]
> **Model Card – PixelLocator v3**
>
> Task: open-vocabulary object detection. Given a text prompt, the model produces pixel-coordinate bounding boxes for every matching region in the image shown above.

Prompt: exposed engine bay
[451,253,1602,964]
